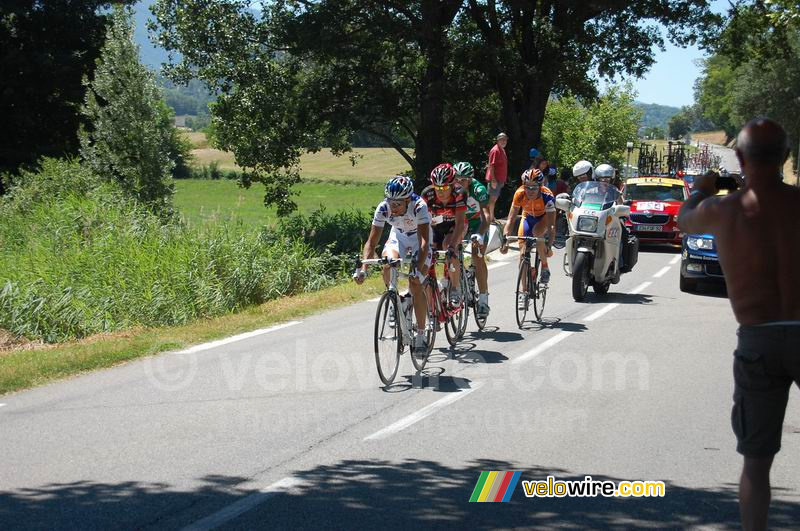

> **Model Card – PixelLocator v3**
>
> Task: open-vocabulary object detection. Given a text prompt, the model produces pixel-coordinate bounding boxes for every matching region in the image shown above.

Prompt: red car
[623,176,689,245]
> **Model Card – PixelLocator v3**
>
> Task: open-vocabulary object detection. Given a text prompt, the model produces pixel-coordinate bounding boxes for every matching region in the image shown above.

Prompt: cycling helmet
[453,161,474,179]
[430,163,456,186]
[529,147,540,160]
[595,163,615,182]
[522,168,544,184]
[384,176,414,199]
[572,160,594,180]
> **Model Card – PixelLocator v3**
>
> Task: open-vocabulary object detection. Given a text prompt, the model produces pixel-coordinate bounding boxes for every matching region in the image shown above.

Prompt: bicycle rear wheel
[470,269,487,330]
[374,291,401,385]
[457,271,469,339]
[443,282,464,346]
[515,259,530,328]
[532,252,547,321]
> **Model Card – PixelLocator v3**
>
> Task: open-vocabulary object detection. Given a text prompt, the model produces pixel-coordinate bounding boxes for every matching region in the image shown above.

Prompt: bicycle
[427,248,468,346]
[505,235,547,328]
[356,256,436,385]
[461,235,487,331]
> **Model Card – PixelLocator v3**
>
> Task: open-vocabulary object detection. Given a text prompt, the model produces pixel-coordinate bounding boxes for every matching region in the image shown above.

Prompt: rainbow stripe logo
[469,471,522,502]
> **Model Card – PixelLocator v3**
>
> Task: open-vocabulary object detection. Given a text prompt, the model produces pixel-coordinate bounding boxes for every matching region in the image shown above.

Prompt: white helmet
[572,160,593,180]
[595,163,615,182]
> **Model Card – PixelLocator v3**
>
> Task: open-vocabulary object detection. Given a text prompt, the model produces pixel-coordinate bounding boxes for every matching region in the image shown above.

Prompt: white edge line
[367,297,382,302]
[629,281,652,295]
[179,321,301,355]
[670,255,681,265]
[0,404,6,408]
[652,266,671,278]
[512,331,573,365]
[584,303,620,322]
[364,382,484,440]
[487,261,511,270]
[182,476,303,531]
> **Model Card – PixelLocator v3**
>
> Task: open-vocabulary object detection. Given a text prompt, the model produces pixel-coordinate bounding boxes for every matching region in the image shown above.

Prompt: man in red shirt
[485,132,508,223]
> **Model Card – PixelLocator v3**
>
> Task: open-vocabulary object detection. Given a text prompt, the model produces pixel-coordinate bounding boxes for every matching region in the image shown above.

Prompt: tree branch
[363,126,415,169]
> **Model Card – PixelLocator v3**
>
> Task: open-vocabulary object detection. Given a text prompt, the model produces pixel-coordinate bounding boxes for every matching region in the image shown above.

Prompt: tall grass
[0,159,349,343]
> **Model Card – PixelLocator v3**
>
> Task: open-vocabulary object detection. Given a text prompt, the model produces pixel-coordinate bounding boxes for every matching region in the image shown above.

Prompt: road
[1,246,799,530]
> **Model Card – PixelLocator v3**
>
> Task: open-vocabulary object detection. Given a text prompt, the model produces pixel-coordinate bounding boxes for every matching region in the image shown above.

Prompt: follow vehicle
[556,181,638,302]
[623,176,688,245]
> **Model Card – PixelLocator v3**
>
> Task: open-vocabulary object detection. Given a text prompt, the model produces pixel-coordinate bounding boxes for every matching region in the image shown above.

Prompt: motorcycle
[555,181,638,302]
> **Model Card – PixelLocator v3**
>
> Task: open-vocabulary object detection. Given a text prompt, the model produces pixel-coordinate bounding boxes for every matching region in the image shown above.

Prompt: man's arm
[478,206,490,236]
[361,225,384,265]
[451,210,466,249]
[504,206,519,237]
[545,210,556,246]
[677,171,723,234]
[416,223,430,277]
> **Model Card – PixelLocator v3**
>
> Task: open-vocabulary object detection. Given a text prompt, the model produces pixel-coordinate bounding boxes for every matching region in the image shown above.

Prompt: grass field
[174,179,382,228]
[184,132,410,183]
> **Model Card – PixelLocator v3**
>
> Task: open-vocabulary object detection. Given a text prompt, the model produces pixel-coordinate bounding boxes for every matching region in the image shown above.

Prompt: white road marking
[653,266,671,278]
[512,331,573,365]
[182,476,304,531]
[0,404,6,408]
[584,303,620,322]
[367,297,381,302]
[179,321,301,355]
[629,281,652,295]
[670,255,681,265]
[487,261,511,271]
[364,382,484,440]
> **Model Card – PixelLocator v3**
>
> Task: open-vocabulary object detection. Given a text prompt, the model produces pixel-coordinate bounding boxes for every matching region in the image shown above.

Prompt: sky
[615,0,730,108]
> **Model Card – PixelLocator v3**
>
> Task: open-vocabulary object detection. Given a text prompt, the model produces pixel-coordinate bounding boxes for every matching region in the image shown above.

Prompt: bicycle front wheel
[515,259,530,328]
[470,269,487,330]
[374,291,401,385]
[532,253,546,321]
[443,285,463,346]
[457,271,470,339]
[410,283,436,372]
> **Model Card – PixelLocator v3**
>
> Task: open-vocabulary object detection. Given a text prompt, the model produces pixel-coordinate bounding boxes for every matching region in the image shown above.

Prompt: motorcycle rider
[572,160,593,187]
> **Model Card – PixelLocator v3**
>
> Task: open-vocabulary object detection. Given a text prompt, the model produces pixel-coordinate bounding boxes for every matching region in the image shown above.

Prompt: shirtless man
[678,118,800,531]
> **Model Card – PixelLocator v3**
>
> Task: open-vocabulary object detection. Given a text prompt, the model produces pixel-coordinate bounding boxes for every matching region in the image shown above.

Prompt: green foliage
[540,85,642,173]
[80,6,175,213]
[635,103,681,132]
[642,126,666,140]
[0,1,135,178]
[0,161,351,343]
[274,207,372,256]
[695,54,739,142]
[668,111,692,139]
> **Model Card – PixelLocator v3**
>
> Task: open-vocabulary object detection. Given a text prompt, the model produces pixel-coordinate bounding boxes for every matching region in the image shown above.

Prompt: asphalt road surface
[2,246,799,530]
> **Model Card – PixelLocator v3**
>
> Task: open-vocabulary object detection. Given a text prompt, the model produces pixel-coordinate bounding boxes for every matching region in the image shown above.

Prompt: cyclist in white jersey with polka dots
[354,176,432,353]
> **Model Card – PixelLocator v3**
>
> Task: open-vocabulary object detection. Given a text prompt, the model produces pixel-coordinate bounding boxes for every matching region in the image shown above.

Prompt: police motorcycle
[555,174,638,302]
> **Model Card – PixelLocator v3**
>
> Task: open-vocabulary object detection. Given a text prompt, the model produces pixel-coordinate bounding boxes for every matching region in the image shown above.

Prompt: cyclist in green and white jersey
[454,161,492,319]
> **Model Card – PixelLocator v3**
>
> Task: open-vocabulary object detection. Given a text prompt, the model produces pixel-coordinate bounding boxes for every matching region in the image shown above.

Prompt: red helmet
[430,163,456,186]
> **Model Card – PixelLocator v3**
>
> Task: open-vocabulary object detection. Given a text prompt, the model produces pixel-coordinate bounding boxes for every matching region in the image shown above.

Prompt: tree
[694,55,738,142]
[643,126,666,140]
[151,1,718,212]
[541,85,642,172]
[0,0,135,184]
[80,6,174,212]
[668,109,692,139]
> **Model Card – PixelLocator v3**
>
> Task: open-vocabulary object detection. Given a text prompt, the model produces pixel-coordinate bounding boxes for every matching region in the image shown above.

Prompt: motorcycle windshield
[572,181,620,210]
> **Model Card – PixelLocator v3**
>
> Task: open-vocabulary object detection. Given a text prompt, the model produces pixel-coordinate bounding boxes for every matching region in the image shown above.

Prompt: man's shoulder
[420,185,435,198]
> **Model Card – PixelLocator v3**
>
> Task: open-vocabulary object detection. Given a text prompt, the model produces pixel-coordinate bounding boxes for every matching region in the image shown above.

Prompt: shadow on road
[602,292,653,305]
[687,282,729,299]
[522,318,588,333]
[5,459,798,530]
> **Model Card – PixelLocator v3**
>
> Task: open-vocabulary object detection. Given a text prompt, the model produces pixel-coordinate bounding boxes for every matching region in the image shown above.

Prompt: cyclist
[354,175,432,354]
[454,161,491,319]
[501,168,556,287]
[421,163,467,307]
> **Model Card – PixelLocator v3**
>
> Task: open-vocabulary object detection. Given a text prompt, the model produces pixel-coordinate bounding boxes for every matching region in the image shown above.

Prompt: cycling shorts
[383,228,433,267]
[518,213,545,238]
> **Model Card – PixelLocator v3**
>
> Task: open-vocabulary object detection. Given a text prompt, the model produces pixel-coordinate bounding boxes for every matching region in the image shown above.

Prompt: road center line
[487,261,511,270]
[652,266,671,278]
[0,404,6,408]
[512,331,573,365]
[670,255,681,265]
[182,476,304,531]
[364,382,484,440]
[179,321,301,355]
[584,303,620,322]
[629,281,652,295]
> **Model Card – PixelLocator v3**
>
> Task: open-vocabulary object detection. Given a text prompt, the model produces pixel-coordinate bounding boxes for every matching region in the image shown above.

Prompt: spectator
[485,132,508,223]
[556,168,571,195]
[678,118,800,531]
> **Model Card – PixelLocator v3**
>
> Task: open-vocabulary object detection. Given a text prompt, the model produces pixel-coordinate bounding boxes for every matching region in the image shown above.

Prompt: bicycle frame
[357,257,416,345]
[428,249,464,324]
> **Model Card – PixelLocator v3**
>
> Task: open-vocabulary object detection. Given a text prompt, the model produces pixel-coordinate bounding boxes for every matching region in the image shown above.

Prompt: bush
[273,206,372,256]
[0,162,352,342]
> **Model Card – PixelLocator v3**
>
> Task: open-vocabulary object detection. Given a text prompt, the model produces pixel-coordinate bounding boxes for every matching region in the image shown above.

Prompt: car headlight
[686,236,714,250]
[577,215,598,232]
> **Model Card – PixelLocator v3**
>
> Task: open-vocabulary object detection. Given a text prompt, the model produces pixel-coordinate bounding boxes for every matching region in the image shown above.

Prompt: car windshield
[572,181,620,210]
[626,184,686,202]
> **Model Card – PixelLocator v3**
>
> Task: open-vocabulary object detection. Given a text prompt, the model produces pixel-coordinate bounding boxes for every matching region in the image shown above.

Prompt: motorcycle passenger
[501,168,556,286]
[595,163,629,273]
[421,163,467,307]
[572,160,594,188]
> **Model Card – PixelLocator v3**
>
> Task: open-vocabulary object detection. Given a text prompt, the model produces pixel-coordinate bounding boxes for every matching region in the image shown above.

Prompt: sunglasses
[388,199,407,207]
[433,184,451,191]
[524,185,540,191]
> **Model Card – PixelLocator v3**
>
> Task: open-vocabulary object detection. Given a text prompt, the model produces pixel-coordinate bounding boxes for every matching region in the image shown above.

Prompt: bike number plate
[636,224,662,232]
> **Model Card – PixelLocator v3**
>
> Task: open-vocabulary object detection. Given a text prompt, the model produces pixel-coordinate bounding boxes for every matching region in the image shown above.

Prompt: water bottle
[438,278,449,292]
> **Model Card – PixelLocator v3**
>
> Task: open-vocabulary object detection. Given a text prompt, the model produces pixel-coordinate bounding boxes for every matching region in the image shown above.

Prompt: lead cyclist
[354,176,432,354]
[454,161,491,319]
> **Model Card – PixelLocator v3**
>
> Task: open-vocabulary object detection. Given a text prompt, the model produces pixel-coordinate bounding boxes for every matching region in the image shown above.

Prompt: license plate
[636,224,662,232]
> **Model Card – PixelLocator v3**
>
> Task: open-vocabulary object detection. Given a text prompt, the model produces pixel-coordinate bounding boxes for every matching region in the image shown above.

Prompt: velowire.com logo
[469,471,522,503]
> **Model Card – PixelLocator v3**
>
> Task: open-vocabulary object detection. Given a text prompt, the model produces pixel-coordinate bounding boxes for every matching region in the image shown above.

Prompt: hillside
[635,102,681,132]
